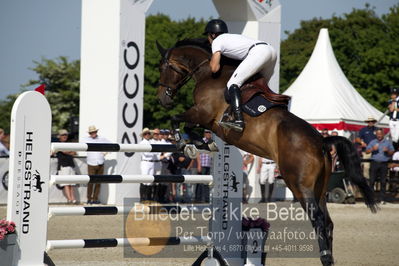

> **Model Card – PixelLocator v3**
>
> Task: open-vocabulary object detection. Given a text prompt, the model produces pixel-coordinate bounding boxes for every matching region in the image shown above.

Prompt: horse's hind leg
[319,196,334,260]
[288,185,333,266]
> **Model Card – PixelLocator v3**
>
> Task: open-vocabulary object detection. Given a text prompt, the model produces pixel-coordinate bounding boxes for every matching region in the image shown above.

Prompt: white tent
[284,28,388,135]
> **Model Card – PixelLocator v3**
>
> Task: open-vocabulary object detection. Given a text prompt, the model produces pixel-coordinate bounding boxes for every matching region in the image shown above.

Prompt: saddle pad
[242,94,287,117]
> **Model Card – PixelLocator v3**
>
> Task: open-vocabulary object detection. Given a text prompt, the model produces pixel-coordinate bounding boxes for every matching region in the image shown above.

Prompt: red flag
[34,84,46,95]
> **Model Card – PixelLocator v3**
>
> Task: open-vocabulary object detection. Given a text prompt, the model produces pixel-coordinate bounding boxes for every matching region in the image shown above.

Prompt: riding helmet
[391,87,399,95]
[203,19,228,35]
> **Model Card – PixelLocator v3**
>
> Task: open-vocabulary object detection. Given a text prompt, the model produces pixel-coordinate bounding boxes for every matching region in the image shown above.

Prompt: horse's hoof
[218,121,244,133]
[175,140,186,151]
[208,142,219,152]
[320,253,334,266]
[184,145,199,159]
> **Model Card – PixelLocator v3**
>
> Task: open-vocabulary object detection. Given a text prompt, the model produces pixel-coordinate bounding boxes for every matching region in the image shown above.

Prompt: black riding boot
[220,84,245,132]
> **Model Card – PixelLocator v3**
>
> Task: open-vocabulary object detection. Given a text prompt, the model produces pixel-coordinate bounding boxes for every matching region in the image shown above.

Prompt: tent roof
[284,28,388,130]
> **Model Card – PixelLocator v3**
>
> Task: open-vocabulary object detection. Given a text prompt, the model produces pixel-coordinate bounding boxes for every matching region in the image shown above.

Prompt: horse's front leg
[171,114,186,150]
[171,107,217,152]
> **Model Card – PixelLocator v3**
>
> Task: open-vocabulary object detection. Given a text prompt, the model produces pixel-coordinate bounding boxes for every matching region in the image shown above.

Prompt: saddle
[224,75,291,117]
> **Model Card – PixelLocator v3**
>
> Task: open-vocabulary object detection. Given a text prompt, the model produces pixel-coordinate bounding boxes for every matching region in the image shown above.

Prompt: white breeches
[390,120,399,142]
[227,44,277,88]
[141,161,154,175]
[259,165,276,185]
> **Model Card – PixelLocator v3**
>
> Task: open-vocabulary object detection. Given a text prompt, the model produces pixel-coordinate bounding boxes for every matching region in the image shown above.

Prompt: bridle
[158,49,209,97]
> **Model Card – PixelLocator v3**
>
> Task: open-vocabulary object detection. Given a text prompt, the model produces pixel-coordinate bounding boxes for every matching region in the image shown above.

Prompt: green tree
[280,4,399,111]
[0,94,19,133]
[25,56,80,133]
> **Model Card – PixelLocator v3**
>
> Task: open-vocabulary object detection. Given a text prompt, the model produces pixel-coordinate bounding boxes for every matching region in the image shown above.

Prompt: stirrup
[207,141,219,152]
[219,120,245,133]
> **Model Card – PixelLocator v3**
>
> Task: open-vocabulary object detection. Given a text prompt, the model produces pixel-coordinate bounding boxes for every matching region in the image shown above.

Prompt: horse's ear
[156,40,167,57]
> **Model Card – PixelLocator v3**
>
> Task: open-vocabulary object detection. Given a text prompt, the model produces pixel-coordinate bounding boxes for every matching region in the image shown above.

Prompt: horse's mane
[174,38,212,54]
[174,38,241,67]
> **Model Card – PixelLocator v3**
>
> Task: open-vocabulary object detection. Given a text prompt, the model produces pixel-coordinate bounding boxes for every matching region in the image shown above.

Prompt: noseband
[159,50,208,98]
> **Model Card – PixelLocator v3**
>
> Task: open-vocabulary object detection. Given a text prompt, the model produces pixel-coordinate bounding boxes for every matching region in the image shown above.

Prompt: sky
[0,0,397,100]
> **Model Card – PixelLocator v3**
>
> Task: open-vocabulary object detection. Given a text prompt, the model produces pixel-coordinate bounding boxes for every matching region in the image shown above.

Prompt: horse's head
[156,41,186,109]
[156,40,210,109]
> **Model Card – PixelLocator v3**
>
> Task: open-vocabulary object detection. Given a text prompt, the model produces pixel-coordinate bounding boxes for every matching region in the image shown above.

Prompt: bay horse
[155,38,377,266]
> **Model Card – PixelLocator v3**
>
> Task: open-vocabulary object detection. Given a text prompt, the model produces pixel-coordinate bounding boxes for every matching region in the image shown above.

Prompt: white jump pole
[50,174,214,185]
[51,142,178,153]
[48,204,209,217]
[46,236,211,251]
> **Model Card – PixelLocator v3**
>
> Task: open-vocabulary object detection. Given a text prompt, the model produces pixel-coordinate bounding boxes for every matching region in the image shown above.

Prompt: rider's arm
[209,51,221,73]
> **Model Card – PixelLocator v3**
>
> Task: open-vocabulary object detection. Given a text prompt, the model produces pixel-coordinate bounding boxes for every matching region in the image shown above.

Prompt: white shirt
[392,151,399,172]
[212,33,259,60]
[82,135,110,166]
[150,138,163,161]
[140,138,157,161]
[160,138,172,158]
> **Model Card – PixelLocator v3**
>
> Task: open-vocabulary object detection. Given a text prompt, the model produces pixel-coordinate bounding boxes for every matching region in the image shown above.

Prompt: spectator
[56,129,77,204]
[150,128,167,202]
[195,129,213,203]
[390,147,399,175]
[321,129,329,138]
[353,137,363,158]
[185,148,198,203]
[359,117,378,178]
[366,129,395,204]
[388,88,399,150]
[242,152,254,204]
[159,129,170,143]
[168,149,193,203]
[256,157,276,203]
[159,129,173,202]
[160,129,172,174]
[139,128,154,201]
[389,147,399,192]
[83,125,109,204]
[331,131,339,136]
[151,128,163,174]
[360,117,378,145]
[0,128,9,156]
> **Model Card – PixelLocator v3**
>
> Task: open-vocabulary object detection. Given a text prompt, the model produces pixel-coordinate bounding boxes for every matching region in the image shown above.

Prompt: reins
[159,49,209,97]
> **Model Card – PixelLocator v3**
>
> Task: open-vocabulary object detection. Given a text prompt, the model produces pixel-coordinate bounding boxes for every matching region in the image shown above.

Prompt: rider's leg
[184,126,218,152]
[220,45,276,132]
[219,83,245,132]
[223,84,245,132]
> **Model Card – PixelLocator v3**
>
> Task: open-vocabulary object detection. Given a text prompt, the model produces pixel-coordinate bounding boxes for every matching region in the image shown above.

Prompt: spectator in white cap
[139,128,155,201]
[82,125,110,204]
[359,117,378,179]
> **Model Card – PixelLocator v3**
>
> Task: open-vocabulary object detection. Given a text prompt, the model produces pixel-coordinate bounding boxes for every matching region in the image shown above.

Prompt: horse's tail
[323,136,378,213]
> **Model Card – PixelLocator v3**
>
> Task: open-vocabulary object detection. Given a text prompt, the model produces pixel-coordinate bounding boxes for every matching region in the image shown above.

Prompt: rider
[204,19,277,132]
